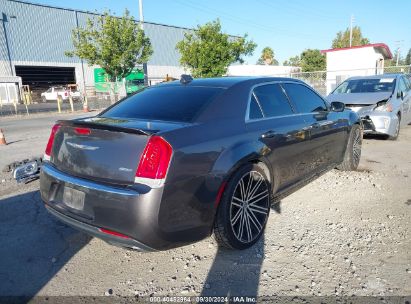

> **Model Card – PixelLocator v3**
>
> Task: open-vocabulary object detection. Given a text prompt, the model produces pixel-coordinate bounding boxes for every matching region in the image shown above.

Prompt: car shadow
[363,134,388,140]
[200,202,281,300]
[0,190,90,298]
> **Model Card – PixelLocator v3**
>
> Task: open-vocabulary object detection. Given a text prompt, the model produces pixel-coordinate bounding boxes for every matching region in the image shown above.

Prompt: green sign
[94,68,145,94]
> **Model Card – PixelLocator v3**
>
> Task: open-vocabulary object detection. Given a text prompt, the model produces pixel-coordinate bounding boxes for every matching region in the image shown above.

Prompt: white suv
[41,86,70,102]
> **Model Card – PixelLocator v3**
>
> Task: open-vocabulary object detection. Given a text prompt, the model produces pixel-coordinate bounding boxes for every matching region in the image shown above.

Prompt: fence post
[69,96,74,113]
[83,93,90,112]
[13,100,17,115]
[57,96,62,113]
[24,103,29,116]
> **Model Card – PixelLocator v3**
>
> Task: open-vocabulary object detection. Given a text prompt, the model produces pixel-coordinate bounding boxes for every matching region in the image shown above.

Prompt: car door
[398,76,411,115]
[51,88,59,100]
[282,82,349,173]
[245,83,312,191]
[44,88,53,100]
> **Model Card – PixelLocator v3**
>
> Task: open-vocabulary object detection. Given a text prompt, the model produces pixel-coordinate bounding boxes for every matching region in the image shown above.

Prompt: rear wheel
[337,124,362,171]
[41,96,47,103]
[214,164,270,249]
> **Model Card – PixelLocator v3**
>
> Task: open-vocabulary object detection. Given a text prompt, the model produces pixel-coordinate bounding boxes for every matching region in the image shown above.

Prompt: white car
[41,86,70,102]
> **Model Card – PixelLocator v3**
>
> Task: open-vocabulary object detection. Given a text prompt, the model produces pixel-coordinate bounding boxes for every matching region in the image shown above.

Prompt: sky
[27,0,411,64]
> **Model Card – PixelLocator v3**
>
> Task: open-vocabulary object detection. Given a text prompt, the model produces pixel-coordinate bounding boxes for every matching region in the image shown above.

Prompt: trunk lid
[50,117,187,184]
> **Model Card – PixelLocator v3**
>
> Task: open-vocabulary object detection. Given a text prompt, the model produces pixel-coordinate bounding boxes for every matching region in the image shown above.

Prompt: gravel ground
[0,114,410,301]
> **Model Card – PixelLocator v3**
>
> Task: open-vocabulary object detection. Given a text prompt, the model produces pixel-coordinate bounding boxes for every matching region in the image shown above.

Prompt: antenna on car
[180,74,193,85]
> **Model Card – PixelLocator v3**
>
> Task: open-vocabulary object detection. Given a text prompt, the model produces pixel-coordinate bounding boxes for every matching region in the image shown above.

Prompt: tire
[337,124,362,171]
[41,96,47,103]
[213,164,271,249]
[388,114,400,140]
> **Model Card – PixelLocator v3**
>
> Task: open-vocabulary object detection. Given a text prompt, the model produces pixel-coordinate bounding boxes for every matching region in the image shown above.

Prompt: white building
[321,43,393,94]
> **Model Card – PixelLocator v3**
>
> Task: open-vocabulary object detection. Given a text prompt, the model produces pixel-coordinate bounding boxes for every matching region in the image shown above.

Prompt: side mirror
[330,101,345,112]
[397,91,404,100]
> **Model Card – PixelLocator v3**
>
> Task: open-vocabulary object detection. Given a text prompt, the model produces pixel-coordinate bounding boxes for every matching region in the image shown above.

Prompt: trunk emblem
[119,167,132,172]
[66,141,100,151]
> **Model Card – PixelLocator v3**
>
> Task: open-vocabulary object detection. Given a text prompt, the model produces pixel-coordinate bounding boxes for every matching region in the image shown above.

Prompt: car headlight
[374,101,393,112]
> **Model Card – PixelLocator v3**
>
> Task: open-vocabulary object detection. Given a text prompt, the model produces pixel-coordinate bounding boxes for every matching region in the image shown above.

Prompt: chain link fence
[1,66,410,117]
[286,65,411,96]
[0,82,123,117]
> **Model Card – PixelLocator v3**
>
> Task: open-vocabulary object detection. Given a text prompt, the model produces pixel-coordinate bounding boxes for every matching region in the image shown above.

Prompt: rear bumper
[46,205,155,251]
[40,163,198,251]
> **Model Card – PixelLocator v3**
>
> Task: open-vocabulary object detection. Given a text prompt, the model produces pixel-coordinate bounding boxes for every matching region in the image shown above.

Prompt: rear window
[101,86,224,122]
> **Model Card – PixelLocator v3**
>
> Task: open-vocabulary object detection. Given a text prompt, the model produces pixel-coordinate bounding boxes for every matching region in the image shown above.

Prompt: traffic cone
[0,129,7,145]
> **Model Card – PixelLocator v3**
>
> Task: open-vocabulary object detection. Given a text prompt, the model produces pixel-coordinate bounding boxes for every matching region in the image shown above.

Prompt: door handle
[261,130,276,139]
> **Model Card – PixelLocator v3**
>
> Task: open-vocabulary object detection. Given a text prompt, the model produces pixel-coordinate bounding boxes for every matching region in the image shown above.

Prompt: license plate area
[63,186,85,210]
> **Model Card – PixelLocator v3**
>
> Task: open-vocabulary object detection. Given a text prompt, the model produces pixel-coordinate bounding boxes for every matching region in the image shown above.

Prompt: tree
[300,49,326,72]
[66,10,153,103]
[256,47,278,65]
[176,19,256,78]
[405,48,411,65]
[283,55,301,67]
[332,26,370,49]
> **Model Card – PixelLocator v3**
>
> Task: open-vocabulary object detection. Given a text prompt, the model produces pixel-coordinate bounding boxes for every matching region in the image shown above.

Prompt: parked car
[67,84,82,101]
[40,76,362,251]
[327,74,411,140]
[41,85,81,102]
[41,86,69,102]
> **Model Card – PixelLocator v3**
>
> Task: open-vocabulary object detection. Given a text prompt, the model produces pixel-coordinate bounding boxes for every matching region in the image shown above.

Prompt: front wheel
[337,124,362,171]
[213,164,271,249]
[388,114,400,140]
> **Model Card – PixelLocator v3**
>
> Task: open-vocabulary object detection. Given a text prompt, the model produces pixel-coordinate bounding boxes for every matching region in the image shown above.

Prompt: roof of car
[347,74,402,81]
[155,76,304,88]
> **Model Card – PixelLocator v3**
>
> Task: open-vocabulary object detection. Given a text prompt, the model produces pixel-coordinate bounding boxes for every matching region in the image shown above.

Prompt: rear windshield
[333,78,396,94]
[101,86,224,122]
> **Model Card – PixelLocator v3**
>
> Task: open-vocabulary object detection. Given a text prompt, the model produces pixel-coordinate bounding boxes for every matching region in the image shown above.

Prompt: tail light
[135,136,172,187]
[44,124,61,161]
[64,92,68,96]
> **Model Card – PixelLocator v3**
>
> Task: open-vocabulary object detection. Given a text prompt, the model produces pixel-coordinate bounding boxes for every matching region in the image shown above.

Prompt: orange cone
[0,129,7,145]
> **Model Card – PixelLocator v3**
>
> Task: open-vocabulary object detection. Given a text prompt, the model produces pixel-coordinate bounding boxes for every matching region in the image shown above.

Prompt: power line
[173,0,330,41]
[256,0,346,22]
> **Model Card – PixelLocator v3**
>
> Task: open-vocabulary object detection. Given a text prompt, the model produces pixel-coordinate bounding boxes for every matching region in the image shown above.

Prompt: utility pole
[138,0,144,30]
[395,40,404,66]
[349,14,355,47]
[138,0,149,86]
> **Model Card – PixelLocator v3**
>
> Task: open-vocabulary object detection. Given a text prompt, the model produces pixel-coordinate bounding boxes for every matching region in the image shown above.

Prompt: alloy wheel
[230,171,269,243]
[352,128,362,166]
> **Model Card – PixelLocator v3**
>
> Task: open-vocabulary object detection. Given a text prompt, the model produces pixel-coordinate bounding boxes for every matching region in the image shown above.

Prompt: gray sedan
[328,74,411,139]
[40,76,362,251]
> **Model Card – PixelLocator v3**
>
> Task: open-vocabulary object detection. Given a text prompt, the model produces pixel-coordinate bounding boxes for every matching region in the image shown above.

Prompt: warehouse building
[0,0,190,103]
